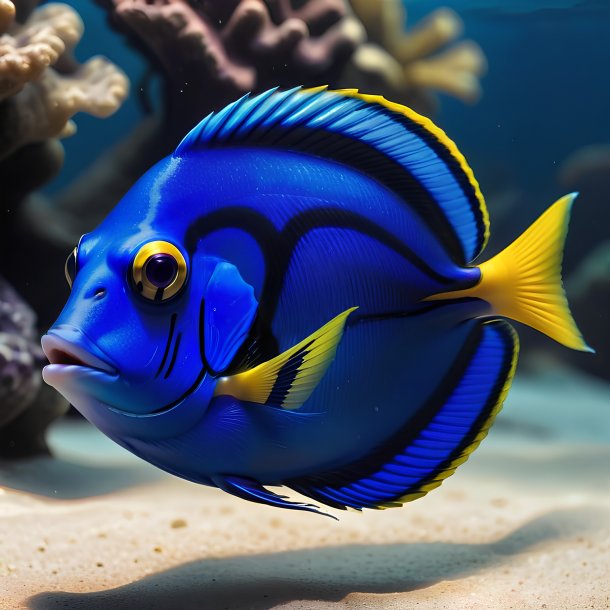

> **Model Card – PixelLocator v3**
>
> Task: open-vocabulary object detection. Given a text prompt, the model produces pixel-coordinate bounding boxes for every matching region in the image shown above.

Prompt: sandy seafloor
[1,364,609,610]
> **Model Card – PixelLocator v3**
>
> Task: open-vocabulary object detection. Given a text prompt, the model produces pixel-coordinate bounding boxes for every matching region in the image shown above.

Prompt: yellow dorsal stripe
[331,88,490,254]
[377,321,519,510]
[397,323,518,506]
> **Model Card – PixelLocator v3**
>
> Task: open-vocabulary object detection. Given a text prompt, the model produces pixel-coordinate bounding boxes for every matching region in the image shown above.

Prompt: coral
[99,0,363,129]
[558,144,610,272]
[0,0,128,456]
[0,275,69,457]
[0,2,128,162]
[31,0,365,248]
[346,0,487,113]
[0,2,64,101]
[0,277,40,428]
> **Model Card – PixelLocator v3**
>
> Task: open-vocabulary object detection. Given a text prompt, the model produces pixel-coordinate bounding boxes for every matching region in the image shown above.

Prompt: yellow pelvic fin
[427,193,592,352]
[214,307,358,409]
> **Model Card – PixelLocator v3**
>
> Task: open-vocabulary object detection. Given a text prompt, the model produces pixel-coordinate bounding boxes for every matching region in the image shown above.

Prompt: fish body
[42,88,589,514]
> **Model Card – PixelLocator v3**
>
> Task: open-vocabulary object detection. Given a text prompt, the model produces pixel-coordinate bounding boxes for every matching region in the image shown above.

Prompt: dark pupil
[145,254,177,289]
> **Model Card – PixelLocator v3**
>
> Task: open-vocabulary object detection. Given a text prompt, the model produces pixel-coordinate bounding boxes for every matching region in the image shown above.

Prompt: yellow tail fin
[430,193,592,352]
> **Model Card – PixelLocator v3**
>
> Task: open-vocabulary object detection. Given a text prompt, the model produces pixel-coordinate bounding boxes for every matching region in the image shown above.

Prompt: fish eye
[65,247,77,289]
[131,241,187,301]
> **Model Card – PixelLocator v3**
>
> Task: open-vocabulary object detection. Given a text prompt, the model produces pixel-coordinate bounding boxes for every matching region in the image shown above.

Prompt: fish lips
[41,327,119,390]
[42,328,214,441]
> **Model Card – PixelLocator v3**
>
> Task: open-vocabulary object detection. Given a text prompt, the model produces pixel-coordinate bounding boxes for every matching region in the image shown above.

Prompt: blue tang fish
[42,87,591,516]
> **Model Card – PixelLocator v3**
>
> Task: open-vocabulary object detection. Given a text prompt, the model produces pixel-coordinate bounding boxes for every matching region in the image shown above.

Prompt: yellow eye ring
[132,241,188,301]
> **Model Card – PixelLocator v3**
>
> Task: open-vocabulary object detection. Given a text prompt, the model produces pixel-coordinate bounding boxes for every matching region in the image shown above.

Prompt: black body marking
[147,368,206,415]
[155,313,177,378]
[265,340,313,407]
[185,206,463,349]
[146,292,210,414]
[197,297,220,377]
[348,298,481,326]
[164,332,182,379]
[287,323,515,508]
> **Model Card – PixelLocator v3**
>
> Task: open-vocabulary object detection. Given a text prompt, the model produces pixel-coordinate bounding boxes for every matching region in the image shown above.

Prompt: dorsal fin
[175,87,489,265]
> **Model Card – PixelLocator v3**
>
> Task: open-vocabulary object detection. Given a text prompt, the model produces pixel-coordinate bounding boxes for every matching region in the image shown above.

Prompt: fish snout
[42,325,118,375]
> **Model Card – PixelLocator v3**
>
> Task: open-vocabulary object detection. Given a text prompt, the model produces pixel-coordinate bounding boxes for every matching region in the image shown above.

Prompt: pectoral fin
[214,307,357,410]
[203,261,258,374]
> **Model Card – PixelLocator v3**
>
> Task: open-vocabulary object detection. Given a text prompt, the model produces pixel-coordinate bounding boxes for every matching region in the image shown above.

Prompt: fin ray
[174,87,489,264]
[428,193,591,352]
[203,262,259,374]
[214,307,357,410]
[288,321,518,510]
[211,474,334,518]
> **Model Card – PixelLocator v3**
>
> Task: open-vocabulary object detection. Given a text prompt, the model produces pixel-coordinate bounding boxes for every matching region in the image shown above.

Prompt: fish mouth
[41,327,203,419]
[41,331,118,377]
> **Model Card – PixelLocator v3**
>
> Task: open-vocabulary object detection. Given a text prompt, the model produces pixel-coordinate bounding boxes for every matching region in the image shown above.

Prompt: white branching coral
[0,1,129,161]
[0,0,128,456]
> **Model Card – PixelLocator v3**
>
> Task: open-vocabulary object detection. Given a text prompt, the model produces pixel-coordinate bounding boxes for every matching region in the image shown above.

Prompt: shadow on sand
[0,456,161,499]
[29,508,604,610]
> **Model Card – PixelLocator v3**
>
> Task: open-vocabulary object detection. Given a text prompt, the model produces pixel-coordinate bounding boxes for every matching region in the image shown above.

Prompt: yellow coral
[347,0,486,111]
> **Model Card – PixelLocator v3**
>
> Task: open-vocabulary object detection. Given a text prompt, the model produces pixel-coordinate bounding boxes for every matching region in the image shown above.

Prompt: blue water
[434,1,610,207]
[51,0,610,234]
[31,3,600,342]
[19,4,597,231]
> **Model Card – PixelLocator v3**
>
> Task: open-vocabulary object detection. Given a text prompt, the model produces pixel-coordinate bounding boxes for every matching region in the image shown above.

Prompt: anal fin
[211,474,335,518]
[288,320,519,511]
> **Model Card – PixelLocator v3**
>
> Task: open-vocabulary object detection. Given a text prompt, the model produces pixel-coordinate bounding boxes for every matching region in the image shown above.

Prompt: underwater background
[44,0,610,346]
[1,1,609,608]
